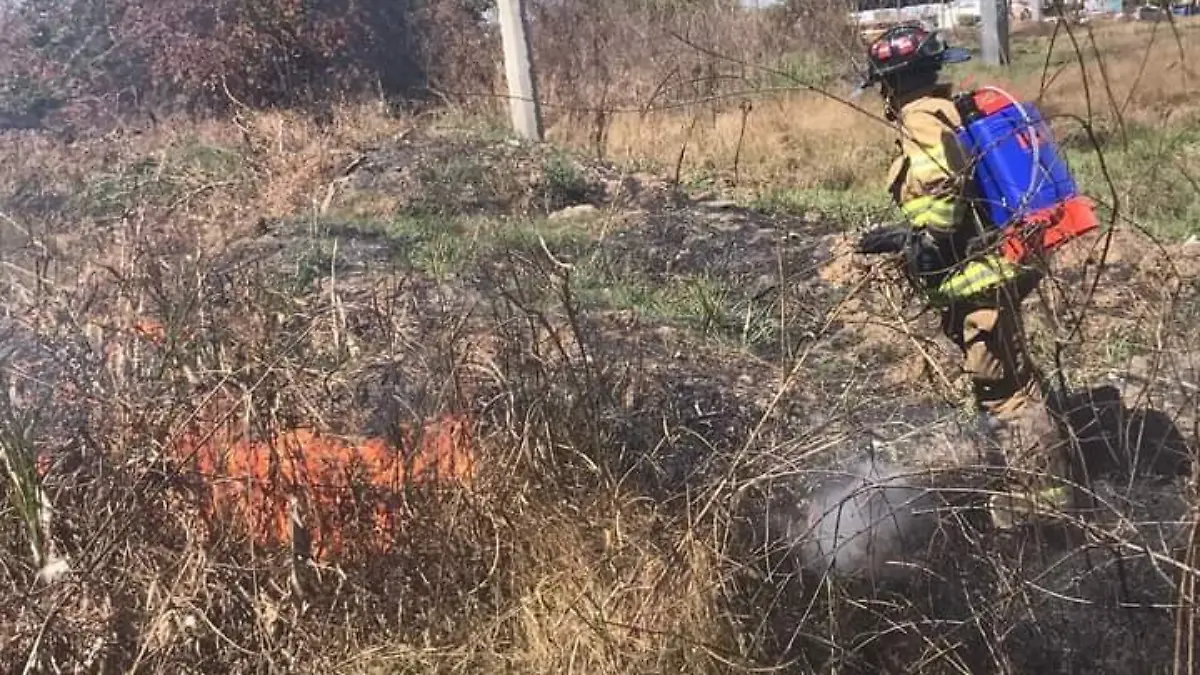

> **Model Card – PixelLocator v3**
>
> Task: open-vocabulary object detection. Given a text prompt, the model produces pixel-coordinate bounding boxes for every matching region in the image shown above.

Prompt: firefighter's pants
[940,280,1072,490]
[940,282,1040,421]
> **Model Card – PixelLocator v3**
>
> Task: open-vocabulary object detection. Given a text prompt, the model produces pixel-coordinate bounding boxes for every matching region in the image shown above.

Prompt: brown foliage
[0,0,494,123]
[0,0,865,137]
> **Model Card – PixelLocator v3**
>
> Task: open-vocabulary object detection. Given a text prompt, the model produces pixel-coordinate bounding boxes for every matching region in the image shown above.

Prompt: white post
[980,0,1011,66]
[496,0,543,142]
[1030,0,1043,22]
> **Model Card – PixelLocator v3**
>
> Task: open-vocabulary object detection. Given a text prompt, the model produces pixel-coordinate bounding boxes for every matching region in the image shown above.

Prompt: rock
[549,204,600,221]
[699,199,738,210]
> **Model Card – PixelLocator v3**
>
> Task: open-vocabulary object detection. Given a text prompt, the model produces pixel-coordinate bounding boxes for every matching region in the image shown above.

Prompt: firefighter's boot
[979,402,1074,529]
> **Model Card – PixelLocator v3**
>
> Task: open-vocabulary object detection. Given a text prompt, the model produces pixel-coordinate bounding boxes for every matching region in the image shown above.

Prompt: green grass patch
[750,187,896,227]
[574,271,729,329]
[173,139,245,176]
[540,151,591,211]
[71,138,250,221]
[1063,120,1200,239]
[321,211,785,346]
[307,210,816,352]
[319,213,596,280]
[309,212,770,343]
[954,40,1077,88]
[572,266,799,350]
[73,157,169,220]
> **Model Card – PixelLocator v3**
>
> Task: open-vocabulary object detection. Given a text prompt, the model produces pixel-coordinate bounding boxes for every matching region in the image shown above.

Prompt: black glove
[909,232,943,274]
[905,230,955,289]
[858,225,953,289]
[856,225,910,255]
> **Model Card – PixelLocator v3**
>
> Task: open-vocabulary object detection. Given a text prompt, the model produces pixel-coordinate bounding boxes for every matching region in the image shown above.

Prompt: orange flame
[182,416,475,559]
[108,316,478,560]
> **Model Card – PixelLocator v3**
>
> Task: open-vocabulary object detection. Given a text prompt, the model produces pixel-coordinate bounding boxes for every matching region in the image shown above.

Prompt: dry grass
[0,101,412,272]
[1,15,1200,675]
[0,104,756,672]
[0,193,759,672]
[563,92,896,192]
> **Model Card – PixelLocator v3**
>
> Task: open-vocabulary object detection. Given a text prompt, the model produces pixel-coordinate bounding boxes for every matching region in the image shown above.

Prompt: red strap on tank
[1000,195,1098,262]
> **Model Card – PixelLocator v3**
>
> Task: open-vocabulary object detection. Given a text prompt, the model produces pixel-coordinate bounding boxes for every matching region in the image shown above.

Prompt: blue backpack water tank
[955,98,1078,230]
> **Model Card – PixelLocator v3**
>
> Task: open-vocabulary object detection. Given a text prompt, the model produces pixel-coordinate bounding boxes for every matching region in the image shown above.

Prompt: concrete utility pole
[980,0,1011,66]
[1029,0,1043,23]
[496,0,543,142]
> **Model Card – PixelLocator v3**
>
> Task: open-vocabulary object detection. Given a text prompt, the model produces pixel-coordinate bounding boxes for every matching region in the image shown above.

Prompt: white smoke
[773,458,946,583]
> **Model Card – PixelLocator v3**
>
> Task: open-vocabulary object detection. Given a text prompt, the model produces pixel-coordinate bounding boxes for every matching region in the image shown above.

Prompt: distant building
[851,0,1037,30]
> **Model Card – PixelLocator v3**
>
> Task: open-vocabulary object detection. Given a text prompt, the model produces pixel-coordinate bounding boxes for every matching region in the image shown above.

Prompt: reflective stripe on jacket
[932,255,1023,302]
[900,193,961,230]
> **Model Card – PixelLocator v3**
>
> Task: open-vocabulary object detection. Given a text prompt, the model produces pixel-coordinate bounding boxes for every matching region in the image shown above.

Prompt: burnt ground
[2,125,1199,673]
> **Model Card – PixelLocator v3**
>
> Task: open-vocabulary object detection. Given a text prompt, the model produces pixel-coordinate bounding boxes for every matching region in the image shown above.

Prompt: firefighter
[853,24,1071,527]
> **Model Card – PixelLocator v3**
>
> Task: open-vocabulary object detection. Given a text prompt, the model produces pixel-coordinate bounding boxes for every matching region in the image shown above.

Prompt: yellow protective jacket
[886,88,1022,303]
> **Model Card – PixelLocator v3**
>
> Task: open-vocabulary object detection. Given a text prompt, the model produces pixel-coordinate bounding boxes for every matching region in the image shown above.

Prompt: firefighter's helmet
[860,23,971,89]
